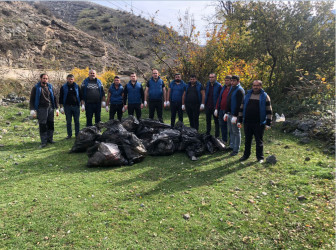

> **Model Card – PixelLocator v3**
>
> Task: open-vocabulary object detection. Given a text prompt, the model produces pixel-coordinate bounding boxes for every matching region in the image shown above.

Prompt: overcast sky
[94,1,217,45]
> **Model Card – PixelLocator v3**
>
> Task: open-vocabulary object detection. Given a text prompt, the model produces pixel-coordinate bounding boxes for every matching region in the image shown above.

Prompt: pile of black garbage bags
[70,116,226,167]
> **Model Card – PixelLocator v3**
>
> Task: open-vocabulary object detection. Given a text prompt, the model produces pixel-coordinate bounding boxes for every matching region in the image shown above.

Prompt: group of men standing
[29,69,272,163]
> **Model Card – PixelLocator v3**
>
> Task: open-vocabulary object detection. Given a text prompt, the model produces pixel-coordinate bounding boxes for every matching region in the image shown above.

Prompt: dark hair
[67,74,74,78]
[175,73,181,76]
[114,76,120,79]
[225,75,232,80]
[232,75,240,81]
[190,74,197,78]
[130,72,136,76]
[40,73,48,79]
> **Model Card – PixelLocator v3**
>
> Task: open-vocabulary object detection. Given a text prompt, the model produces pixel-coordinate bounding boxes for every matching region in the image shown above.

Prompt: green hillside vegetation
[0,104,334,248]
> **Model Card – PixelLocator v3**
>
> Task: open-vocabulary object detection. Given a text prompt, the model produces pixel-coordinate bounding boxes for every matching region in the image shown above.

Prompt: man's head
[231,75,240,87]
[40,73,48,85]
[130,72,137,82]
[152,69,159,80]
[89,70,97,80]
[224,75,232,87]
[252,80,262,94]
[189,74,197,85]
[67,74,75,84]
[114,76,120,85]
[174,73,181,83]
[209,73,216,83]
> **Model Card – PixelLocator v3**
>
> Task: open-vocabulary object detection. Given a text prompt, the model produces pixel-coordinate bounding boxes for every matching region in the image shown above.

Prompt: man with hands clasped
[106,76,124,121]
[123,73,144,120]
[238,80,273,163]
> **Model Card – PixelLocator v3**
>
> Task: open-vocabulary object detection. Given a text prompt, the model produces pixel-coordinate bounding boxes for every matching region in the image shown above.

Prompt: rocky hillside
[37,1,175,66]
[0,1,150,74]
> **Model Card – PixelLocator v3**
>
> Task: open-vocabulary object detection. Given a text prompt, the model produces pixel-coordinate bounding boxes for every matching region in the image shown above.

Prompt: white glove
[214,109,218,117]
[81,104,85,112]
[60,107,64,114]
[166,101,170,106]
[101,101,106,108]
[223,114,228,122]
[30,110,36,117]
[105,106,109,112]
[56,109,59,116]
[182,105,185,111]
[122,106,126,113]
[200,104,204,110]
[231,116,237,124]
[144,101,147,107]
[164,101,167,107]
[265,125,271,130]
[237,123,242,128]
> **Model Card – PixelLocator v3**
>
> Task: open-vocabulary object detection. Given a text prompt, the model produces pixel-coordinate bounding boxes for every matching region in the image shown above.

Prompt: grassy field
[0,104,334,249]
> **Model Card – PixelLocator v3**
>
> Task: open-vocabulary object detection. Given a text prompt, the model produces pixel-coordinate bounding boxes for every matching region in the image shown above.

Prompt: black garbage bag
[87,142,128,167]
[139,118,171,130]
[103,119,127,133]
[147,133,176,156]
[202,134,215,154]
[121,116,140,132]
[211,137,226,151]
[71,126,101,153]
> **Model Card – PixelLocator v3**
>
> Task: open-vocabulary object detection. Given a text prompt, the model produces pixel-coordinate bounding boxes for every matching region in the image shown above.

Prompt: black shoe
[230,151,238,156]
[47,140,55,144]
[239,156,249,161]
[65,136,72,140]
[39,143,47,149]
[257,159,264,164]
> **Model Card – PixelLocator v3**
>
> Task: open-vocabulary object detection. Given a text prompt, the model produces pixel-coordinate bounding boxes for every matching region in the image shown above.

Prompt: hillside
[38,1,177,66]
[0,1,150,74]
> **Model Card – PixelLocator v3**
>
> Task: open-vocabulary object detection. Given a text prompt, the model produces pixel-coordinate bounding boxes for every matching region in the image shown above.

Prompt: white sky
[94,1,217,45]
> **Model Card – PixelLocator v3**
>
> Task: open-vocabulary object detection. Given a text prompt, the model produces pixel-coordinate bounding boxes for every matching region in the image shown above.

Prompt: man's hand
[56,109,59,117]
[144,101,147,108]
[101,101,106,108]
[265,125,271,130]
[237,123,242,128]
[105,106,109,112]
[231,116,237,124]
[60,107,64,114]
[164,101,167,108]
[200,104,204,111]
[223,114,228,121]
[140,103,144,109]
[81,104,85,112]
[182,104,185,111]
[30,110,36,118]
[166,101,170,107]
[214,109,218,117]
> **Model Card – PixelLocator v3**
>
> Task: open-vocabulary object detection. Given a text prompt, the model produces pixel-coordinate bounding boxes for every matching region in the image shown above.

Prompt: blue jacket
[205,81,221,106]
[109,84,124,104]
[62,82,80,106]
[228,84,244,114]
[185,81,202,104]
[34,82,56,110]
[126,81,142,104]
[82,77,104,102]
[169,80,186,103]
[243,89,268,125]
[216,84,230,111]
[148,77,164,100]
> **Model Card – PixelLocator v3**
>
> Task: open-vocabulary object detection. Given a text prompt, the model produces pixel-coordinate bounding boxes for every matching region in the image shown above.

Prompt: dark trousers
[37,106,54,144]
[205,106,219,137]
[86,103,101,127]
[64,105,80,137]
[170,101,183,127]
[109,103,123,121]
[218,110,228,142]
[149,100,163,122]
[128,103,141,120]
[243,122,265,160]
[186,103,200,131]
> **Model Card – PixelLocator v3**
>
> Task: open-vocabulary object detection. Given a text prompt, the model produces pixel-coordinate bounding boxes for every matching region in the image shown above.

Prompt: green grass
[0,104,334,249]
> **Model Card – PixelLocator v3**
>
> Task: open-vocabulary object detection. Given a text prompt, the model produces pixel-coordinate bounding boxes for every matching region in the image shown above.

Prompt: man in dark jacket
[81,70,106,126]
[226,75,245,156]
[204,73,221,137]
[29,73,59,148]
[185,75,205,131]
[106,76,124,121]
[144,69,167,123]
[123,73,144,120]
[238,80,273,163]
[59,74,83,139]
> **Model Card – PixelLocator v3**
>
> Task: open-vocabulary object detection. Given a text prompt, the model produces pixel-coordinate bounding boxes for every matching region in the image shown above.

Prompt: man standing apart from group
[205,73,221,137]
[106,76,124,121]
[214,75,232,145]
[123,73,144,120]
[59,74,83,139]
[185,75,205,131]
[238,80,272,163]
[144,69,167,123]
[167,73,186,127]
[226,75,245,156]
[81,70,106,126]
[29,73,59,148]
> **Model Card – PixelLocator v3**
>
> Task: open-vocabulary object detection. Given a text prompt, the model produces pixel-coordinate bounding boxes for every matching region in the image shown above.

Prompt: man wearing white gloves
[185,75,205,131]
[238,80,273,163]
[59,74,83,139]
[81,69,106,126]
[106,76,124,121]
[144,69,167,123]
[226,75,245,156]
[214,75,232,145]
[167,73,186,128]
[29,73,59,148]
[123,73,144,120]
